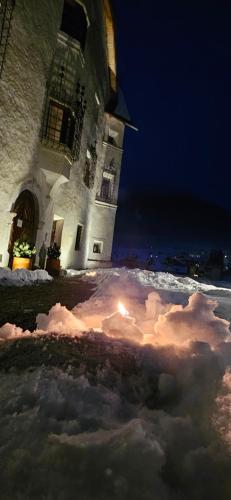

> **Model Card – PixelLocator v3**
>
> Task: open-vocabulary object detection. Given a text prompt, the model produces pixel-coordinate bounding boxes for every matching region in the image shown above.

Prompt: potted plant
[46,243,61,276]
[12,239,36,270]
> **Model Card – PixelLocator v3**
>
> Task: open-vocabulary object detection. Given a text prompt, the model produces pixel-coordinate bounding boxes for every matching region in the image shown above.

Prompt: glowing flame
[118,301,129,317]
[85,271,97,277]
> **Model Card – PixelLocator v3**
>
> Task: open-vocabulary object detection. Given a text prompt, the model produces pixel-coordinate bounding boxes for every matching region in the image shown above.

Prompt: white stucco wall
[0,0,63,265]
[0,0,126,269]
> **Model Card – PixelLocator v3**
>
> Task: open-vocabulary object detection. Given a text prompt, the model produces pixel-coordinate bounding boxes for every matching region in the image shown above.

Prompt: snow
[68,267,231,294]
[0,268,53,286]
[0,322,30,340]
[0,340,231,499]
[37,303,85,334]
[1,266,231,349]
[102,311,143,342]
[1,267,231,497]
[2,267,231,347]
[71,268,231,347]
[154,292,230,347]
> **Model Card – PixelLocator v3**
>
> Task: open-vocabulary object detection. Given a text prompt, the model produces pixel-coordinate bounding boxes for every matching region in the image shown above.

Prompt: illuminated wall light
[95,92,100,106]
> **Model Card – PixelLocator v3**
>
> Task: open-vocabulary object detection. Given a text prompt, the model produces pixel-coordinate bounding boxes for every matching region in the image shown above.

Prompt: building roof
[106,88,138,130]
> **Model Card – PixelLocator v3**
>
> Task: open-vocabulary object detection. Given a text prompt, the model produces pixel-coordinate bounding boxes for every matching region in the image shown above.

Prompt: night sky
[112,0,231,254]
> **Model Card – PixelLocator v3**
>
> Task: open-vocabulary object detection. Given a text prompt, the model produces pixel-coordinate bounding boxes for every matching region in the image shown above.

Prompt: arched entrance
[8,190,39,266]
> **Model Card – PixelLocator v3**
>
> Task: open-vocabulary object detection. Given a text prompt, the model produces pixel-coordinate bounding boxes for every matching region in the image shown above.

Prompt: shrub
[13,240,36,258]
[47,243,61,259]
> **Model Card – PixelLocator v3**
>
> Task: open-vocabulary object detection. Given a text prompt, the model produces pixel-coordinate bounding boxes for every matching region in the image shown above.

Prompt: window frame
[93,240,103,254]
[75,224,83,251]
[46,99,76,150]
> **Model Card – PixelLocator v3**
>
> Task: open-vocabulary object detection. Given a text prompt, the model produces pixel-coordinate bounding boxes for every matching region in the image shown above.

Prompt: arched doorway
[8,190,39,266]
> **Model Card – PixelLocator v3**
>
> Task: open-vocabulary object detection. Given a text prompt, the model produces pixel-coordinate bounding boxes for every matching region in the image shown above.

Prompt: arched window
[60,0,88,51]
[103,0,117,92]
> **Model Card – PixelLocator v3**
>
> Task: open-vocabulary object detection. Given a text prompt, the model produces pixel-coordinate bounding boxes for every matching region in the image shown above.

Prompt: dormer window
[60,0,88,51]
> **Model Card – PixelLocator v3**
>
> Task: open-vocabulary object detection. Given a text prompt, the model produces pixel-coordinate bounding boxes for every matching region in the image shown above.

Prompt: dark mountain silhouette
[114,190,231,254]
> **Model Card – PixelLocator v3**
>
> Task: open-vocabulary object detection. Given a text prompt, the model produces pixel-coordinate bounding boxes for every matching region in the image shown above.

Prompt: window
[46,100,75,149]
[108,129,118,147]
[101,177,111,199]
[47,103,63,142]
[93,241,103,254]
[75,224,83,250]
[100,170,115,201]
[108,135,115,145]
[61,0,88,51]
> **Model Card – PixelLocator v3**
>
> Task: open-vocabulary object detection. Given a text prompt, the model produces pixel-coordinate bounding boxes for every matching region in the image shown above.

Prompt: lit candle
[102,302,143,343]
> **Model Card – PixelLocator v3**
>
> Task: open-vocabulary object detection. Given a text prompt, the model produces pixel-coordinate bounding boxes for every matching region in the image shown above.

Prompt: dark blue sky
[112,0,231,210]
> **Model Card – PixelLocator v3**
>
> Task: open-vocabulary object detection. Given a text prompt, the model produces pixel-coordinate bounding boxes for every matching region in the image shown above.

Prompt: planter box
[12,257,32,270]
[46,258,61,276]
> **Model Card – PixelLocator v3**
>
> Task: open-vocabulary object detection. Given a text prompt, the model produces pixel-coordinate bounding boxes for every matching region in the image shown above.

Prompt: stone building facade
[0,0,131,269]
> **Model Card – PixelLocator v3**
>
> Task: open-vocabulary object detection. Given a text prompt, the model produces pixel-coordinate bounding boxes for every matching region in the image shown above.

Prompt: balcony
[38,143,71,194]
[103,139,123,152]
[40,99,76,163]
[40,83,86,164]
[40,137,74,164]
[58,31,85,69]
[95,193,117,207]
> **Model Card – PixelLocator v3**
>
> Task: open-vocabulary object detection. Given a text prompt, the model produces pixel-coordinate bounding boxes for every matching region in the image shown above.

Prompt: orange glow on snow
[118,302,129,317]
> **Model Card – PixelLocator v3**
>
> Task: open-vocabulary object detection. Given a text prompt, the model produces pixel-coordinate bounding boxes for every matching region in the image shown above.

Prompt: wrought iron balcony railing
[0,0,15,78]
[40,66,86,163]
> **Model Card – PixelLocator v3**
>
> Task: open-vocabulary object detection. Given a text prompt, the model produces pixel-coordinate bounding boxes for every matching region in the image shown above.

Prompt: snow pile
[72,268,231,348]
[37,303,86,334]
[0,267,231,497]
[154,292,230,347]
[1,268,230,348]
[71,267,231,295]
[0,268,53,286]
[2,291,228,347]
[102,310,143,342]
[0,304,86,341]
[0,322,30,341]
[214,369,231,449]
[0,341,230,499]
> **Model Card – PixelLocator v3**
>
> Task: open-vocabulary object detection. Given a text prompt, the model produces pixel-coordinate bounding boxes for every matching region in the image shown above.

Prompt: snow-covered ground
[69,266,231,324]
[1,267,231,499]
[67,266,231,295]
[0,268,53,286]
